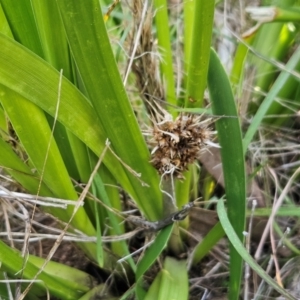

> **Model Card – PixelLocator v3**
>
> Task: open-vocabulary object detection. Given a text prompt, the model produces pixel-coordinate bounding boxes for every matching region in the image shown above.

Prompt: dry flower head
[147,103,219,179]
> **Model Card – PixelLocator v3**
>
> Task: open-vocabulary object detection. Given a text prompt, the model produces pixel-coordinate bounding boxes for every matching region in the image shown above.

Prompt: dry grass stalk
[130,0,164,114]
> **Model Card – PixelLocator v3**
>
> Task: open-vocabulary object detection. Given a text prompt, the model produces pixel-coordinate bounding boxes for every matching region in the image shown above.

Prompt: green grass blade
[28,255,93,293]
[273,222,300,255]
[1,0,43,56]
[135,226,175,299]
[157,257,188,300]
[63,130,92,179]
[207,48,246,300]
[97,165,126,258]
[250,23,296,100]
[144,272,162,300]
[0,241,89,299]
[153,0,176,112]
[136,225,174,282]
[217,199,297,300]
[192,222,225,265]
[184,0,215,108]
[243,45,300,154]
[272,6,300,21]
[0,106,6,133]
[252,207,300,217]
[183,0,195,87]
[56,0,162,220]
[136,280,147,300]
[0,3,12,37]
[230,42,249,95]
[0,136,53,196]
[31,0,72,77]
[91,182,104,268]
[175,167,192,230]
[78,284,117,300]
[92,172,135,271]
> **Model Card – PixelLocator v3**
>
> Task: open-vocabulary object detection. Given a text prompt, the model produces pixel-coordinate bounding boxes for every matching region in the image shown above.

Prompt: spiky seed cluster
[148,107,217,179]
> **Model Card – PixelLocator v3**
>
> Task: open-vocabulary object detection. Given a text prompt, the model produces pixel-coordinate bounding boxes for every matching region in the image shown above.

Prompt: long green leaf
[1,0,43,56]
[192,222,224,265]
[0,240,88,299]
[56,0,162,220]
[185,0,215,108]
[136,225,173,282]
[208,48,246,300]
[31,0,71,77]
[92,172,135,272]
[153,0,176,113]
[98,164,126,258]
[91,182,104,268]
[183,0,195,85]
[28,255,93,292]
[144,272,162,300]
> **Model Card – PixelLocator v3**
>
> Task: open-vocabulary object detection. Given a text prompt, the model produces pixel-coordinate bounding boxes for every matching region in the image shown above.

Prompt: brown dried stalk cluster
[130,0,164,114]
[147,104,217,179]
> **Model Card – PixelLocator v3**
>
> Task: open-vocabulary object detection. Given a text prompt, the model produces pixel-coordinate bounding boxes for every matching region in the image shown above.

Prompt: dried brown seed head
[146,103,218,179]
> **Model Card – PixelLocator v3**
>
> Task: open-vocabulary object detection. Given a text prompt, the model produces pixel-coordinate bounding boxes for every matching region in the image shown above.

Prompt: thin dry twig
[254,166,300,260]
[0,229,142,243]
[244,199,257,300]
[123,0,149,86]
[105,142,149,187]
[0,188,82,208]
